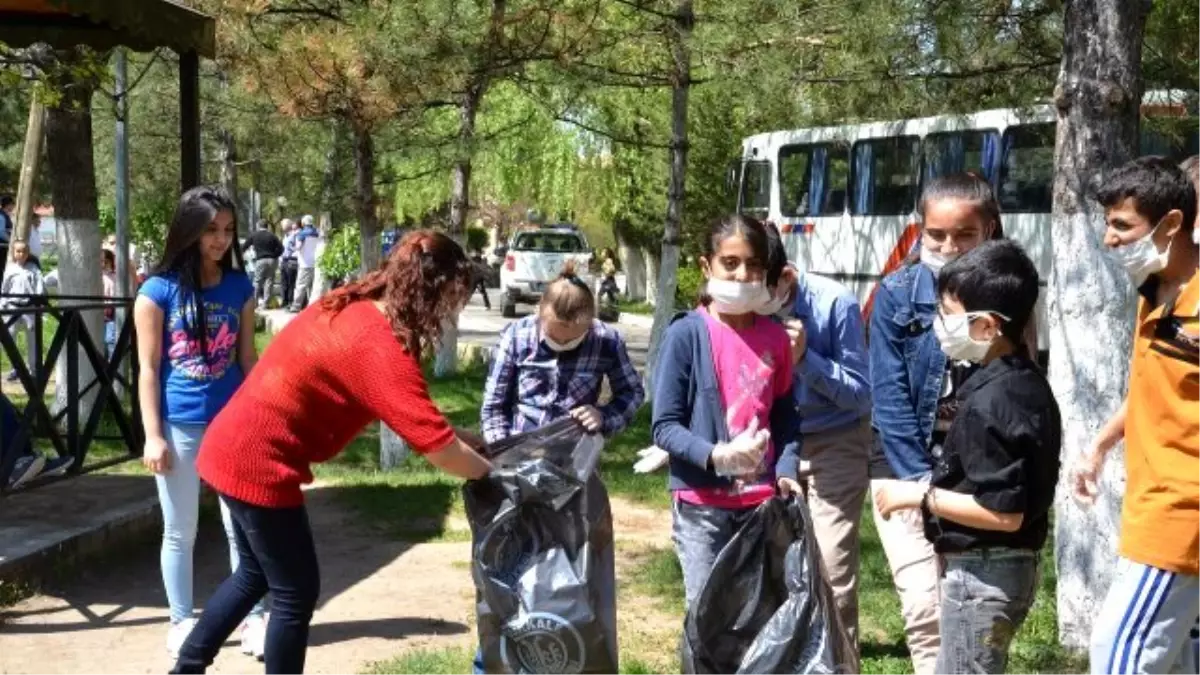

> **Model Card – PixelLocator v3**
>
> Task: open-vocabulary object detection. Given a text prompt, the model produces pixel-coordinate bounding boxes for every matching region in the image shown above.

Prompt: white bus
[734,101,1198,349]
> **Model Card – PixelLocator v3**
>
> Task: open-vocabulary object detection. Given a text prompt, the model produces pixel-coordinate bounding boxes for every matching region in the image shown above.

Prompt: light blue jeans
[156,422,265,624]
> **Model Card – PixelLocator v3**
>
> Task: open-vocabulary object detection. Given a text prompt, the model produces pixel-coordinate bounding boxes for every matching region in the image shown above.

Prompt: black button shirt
[923,352,1062,554]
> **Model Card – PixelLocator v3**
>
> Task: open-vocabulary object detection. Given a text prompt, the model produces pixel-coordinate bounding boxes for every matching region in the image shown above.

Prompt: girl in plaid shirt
[480,261,645,444]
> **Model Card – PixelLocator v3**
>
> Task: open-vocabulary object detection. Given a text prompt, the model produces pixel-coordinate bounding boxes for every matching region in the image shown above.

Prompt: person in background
[1074,157,1199,675]
[242,219,284,306]
[0,195,13,263]
[279,219,299,309]
[132,185,268,661]
[171,230,491,675]
[288,215,321,312]
[1,240,45,383]
[761,222,871,654]
[652,215,801,632]
[469,251,491,311]
[867,172,1007,674]
[475,261,644,672]
[599,247,620,305]
[876,240,1061,674]
[102,246,118,357]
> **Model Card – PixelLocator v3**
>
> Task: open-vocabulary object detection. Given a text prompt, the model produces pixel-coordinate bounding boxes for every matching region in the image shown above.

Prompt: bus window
[999,123,1055,213]
[779,142,851,218]
[779,145,813,217]
[924,130,1001,183]
[739,160,772,218]
[850,137,920,216]
[821,144,850,215]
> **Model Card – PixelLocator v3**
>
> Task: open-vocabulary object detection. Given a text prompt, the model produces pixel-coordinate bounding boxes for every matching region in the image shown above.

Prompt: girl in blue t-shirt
[133,186,265,660]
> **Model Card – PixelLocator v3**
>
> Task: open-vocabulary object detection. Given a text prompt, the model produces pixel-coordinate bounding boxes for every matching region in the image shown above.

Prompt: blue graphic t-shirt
[139,270,254,424]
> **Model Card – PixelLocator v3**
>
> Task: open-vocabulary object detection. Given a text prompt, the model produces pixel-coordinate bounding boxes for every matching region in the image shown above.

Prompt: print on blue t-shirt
[139,270,253,424]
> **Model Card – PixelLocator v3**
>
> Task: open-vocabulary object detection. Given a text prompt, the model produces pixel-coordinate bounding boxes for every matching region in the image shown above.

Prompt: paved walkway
[0,485,478,674]
[0,488,670,674]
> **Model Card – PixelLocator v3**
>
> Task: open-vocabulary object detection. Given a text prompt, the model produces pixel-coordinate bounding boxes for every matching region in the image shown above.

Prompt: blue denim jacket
[868,262,948,479]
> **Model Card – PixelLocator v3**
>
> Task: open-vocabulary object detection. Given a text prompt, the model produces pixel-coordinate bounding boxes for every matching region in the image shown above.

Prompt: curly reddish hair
[321,230,472,354]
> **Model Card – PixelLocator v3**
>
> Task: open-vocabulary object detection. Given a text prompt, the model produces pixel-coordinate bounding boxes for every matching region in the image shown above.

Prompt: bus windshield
[739,161,771,218]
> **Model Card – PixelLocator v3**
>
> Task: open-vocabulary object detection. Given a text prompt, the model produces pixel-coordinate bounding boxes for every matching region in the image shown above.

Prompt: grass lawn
[346,362,1084,674]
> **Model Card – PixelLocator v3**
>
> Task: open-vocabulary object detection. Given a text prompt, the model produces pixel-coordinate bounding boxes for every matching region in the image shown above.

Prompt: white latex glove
[633,446,669,473]
[710,417,770,478]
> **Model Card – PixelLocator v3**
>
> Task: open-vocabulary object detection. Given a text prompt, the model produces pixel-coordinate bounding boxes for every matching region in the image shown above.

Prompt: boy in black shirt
[874,239,1062,674]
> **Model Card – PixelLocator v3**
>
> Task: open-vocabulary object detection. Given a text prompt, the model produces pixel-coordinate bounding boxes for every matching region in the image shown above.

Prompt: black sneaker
[6,455,45,489]
[40,456,75,478]
[4,369,18,382]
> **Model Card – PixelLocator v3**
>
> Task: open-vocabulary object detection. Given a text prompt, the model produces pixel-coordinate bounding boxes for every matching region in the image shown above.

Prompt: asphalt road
[457,292,652,370]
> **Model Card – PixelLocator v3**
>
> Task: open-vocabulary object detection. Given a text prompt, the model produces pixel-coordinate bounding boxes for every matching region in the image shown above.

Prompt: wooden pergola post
[179,50,201,192]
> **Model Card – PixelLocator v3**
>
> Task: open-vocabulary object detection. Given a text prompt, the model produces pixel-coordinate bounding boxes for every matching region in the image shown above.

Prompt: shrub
[674,264,703,309]
[465,226,490,255]
[319,226,361,281]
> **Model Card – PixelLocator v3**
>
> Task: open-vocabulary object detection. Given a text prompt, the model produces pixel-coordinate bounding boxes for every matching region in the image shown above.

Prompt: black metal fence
[0,294,143,493]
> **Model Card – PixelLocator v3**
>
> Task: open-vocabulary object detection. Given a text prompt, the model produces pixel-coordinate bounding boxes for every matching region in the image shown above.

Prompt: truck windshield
[513,232,584,252]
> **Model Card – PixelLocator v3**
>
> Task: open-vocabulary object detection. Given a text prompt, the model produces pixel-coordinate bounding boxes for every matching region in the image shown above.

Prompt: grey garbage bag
[464,418,618,674]
[681,496,856,674]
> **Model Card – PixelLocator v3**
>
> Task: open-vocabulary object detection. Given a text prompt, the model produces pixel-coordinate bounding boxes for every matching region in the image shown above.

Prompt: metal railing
[0,294,143,493]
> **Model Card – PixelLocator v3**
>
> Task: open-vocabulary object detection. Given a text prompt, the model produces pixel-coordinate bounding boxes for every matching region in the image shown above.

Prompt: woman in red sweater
[172,230,492,675]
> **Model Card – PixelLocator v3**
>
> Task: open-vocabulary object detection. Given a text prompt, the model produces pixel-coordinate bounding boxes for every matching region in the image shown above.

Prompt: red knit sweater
[197,301,455,507]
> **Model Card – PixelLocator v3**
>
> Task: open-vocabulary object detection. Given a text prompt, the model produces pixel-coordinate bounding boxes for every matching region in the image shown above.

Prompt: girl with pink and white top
[651,214,802,609]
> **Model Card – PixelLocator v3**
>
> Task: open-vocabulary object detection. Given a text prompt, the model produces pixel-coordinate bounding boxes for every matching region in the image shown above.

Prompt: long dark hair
[321,230,472,355]
[698,214,771,305]
[152,185,245,363]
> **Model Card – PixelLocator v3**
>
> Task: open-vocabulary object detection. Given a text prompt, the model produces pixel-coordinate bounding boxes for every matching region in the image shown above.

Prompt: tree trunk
[645,0,693,393]
[352,123,380,277]
[615,223,645,301]
[320,118,344,229]
[644,247,661,306]
[380,423,410,469]
[45,53,104,421]
[1049,0,1150,650]
[436,81,487,378]
[216,71,242,236]
[14,97,44,246]
[436,0,507,378]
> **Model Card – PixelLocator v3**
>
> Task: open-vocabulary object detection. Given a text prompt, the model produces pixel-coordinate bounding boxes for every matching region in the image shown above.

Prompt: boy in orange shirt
[1076,157,1199,674]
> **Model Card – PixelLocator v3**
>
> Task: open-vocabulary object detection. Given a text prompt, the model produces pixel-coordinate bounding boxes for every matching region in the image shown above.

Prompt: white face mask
[920,247,956,275]
[934,311,1008,363]
[755,290,791,318]
[545,331,587,353]
[1107,222,1172,287]
[707,278,769,315]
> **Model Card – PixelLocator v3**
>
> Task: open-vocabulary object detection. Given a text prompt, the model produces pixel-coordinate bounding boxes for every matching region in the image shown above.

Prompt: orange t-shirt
[1121,271,1200,575]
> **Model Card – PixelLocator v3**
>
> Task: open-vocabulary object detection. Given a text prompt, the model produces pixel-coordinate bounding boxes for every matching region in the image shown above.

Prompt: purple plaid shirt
[481,315,645,443]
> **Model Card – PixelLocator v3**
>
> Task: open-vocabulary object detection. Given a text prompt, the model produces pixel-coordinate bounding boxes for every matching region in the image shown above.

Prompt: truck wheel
[501,300,517,318]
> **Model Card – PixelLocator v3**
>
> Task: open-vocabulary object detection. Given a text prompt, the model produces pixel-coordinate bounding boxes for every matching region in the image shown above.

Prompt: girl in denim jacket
[867,173,1005,674]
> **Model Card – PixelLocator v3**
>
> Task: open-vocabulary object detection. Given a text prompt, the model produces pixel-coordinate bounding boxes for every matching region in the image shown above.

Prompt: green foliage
[675,265,704,309]
[464,225,490,254]
[318,226,362,281]
[97,196,174,264]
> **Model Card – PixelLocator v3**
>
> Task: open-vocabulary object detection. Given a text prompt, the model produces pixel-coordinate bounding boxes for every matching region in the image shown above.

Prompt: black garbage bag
[464,418,618,674]
[681,496,856,674]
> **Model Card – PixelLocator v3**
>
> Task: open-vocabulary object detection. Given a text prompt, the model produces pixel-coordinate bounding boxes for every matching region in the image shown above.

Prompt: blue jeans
[937,548,1039,674]
[671,498,759,610]
[173,495,321,675]
[156,422,264,624]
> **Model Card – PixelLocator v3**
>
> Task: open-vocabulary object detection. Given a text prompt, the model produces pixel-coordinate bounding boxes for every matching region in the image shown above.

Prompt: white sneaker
[166,617,197,658]
[240,613,267,660]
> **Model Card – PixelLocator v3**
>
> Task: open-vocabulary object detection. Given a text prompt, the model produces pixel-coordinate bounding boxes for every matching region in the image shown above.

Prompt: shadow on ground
[0,483,469,645]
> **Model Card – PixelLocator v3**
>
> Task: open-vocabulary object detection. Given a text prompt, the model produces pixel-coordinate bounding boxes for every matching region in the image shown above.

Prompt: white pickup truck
[499,227,593,317]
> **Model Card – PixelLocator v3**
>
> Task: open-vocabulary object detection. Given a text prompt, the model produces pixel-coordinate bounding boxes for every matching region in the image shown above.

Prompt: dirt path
[0,492,674,675]
[0,487,477,674]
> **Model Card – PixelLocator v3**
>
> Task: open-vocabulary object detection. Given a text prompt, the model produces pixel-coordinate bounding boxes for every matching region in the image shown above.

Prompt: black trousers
[280,259,299,308]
